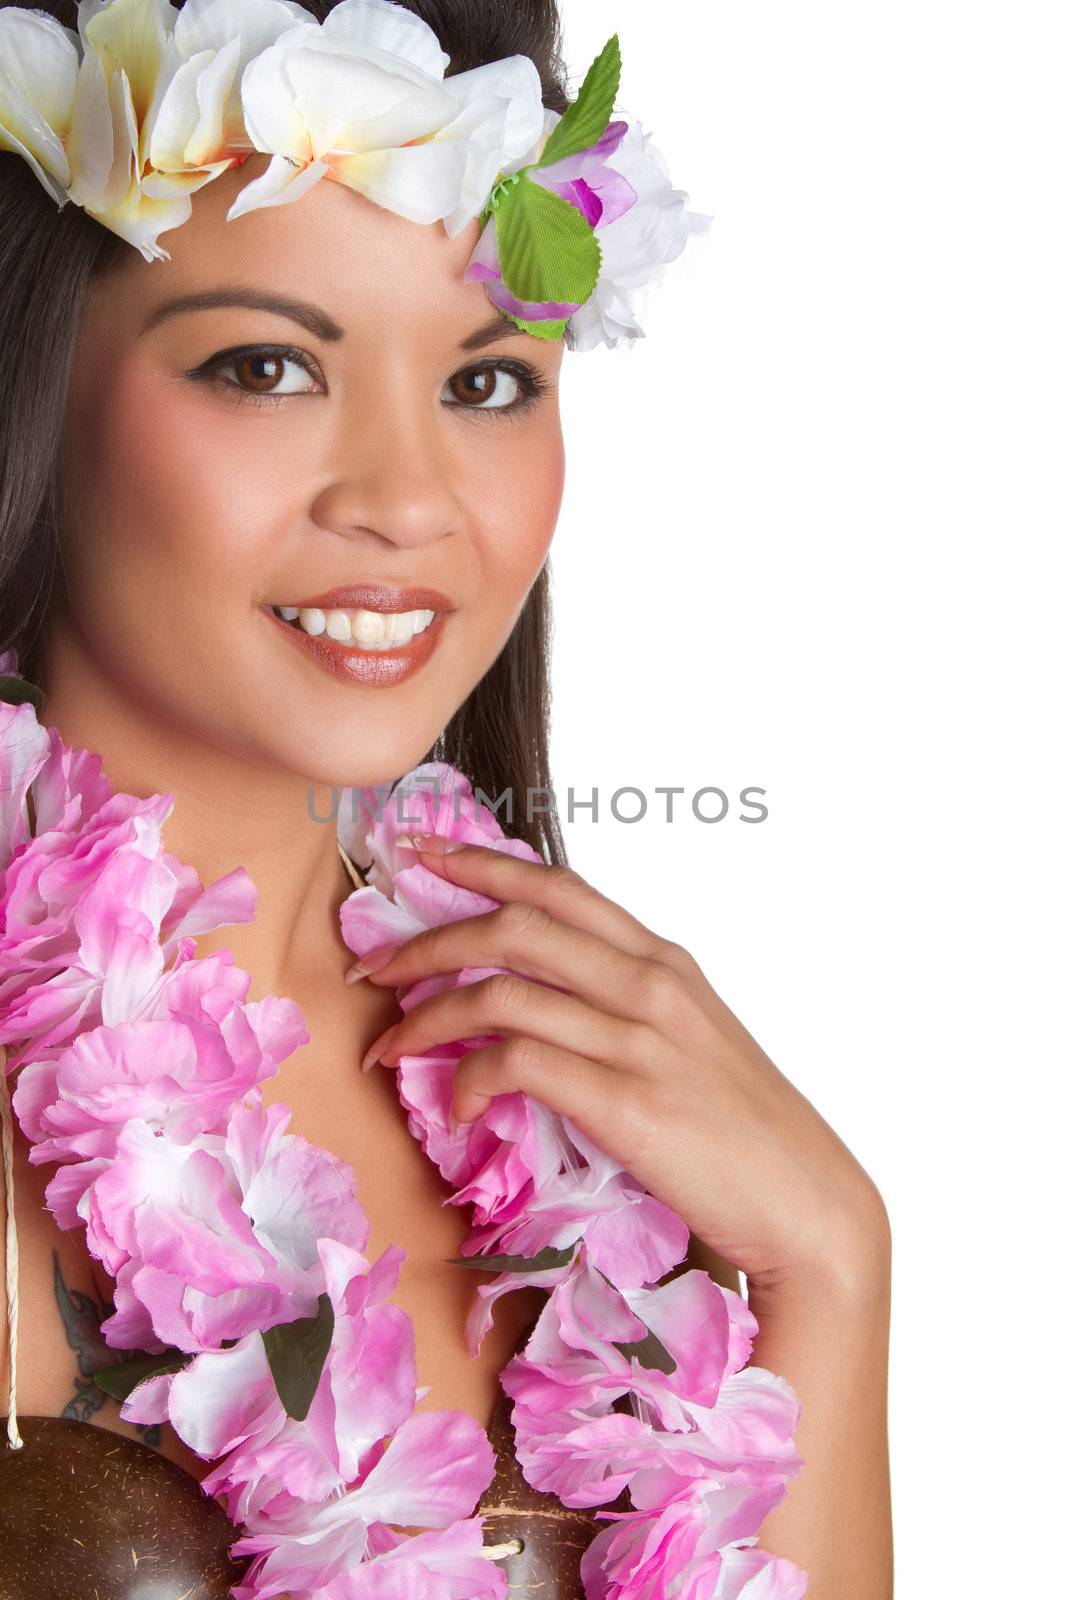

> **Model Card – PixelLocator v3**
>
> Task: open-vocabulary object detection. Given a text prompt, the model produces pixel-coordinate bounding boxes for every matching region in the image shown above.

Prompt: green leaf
[538,35,622,169]
[261,1292,335,1422]
[496,174,601,308]
[505,314,570,342]
[0,673,44,713]
[613,1326,678,1375]
[92,1348,192,1403]
[444,1241,578,1274]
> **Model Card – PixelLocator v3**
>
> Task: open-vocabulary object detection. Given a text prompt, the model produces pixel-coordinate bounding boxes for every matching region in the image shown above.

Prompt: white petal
[505,104,559,176]
[67,52,140,215]
[171,0,308,163]
[330,141,467,227]
[99,64,139,210]
[140,158,231,199]
[0,103,70,204]
[167,1334,273,1457]
[443,55,545,168]
[81,0,171,126]
[75,1,118,40]
[568,286,643,352]
[320,0,449,82]
[237,24,318,157]
[0,11,79,192]
[437,97,511,237]
[146,45,218,167]
[435,61,550,240]
[174,0,308,59]
[187,37,247,163]
[594,116,699,287]
[65,50,116,210]
[140,34,190,166]
[286,50,454,155]
[88,182,195,262]
[0,9,79,137]
[225,152,330,220]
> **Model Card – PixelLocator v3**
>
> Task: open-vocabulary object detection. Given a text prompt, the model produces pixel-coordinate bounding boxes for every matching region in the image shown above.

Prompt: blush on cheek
[467,437,564,651]
[71,365,305,590]
[482,433,565,582]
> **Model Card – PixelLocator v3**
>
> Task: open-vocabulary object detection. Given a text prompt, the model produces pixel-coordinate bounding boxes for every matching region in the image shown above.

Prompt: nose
[311,385,463,552]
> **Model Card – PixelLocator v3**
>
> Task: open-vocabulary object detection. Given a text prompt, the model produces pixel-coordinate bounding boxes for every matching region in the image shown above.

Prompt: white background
[548,3,1065,1591]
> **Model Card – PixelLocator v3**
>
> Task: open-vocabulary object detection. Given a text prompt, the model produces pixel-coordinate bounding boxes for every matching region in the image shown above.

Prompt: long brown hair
[0,0,570,866]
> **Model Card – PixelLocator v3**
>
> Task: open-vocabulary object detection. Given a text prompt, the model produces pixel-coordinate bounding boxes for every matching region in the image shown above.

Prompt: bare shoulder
[0,1123,208,1481]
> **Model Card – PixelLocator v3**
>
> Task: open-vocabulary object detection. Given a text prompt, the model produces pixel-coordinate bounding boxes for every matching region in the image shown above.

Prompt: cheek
[466,420,565,609]
[61,363,296,610]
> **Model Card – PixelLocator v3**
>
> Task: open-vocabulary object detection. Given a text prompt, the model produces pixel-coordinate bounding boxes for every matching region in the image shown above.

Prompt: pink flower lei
[0,651,807,1600]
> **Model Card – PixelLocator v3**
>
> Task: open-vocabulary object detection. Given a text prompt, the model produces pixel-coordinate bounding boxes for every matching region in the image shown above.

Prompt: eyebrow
[459,311,528,352]
[141,289,345,342]
[142,289,526,355]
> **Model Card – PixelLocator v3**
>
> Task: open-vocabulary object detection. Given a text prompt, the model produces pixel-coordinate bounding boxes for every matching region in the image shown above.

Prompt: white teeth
[298,607,326,637]
[277,605,436,651]
[352,609,385,648]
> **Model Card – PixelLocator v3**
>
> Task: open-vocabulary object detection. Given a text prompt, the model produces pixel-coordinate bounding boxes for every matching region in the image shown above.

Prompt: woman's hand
[352,835,887,1288]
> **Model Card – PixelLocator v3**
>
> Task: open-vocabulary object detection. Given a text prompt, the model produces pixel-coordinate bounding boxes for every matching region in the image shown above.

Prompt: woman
[0,1,892,1596]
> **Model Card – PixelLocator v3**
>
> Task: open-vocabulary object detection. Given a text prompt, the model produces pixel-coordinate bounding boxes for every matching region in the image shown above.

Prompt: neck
[38,625,358,1002]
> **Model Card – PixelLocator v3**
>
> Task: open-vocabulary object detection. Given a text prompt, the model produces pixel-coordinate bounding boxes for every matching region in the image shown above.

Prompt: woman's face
[53,152,566,786]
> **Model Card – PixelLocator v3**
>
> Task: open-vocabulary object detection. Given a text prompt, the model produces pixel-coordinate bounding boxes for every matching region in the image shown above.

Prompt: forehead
[108,152,491,338]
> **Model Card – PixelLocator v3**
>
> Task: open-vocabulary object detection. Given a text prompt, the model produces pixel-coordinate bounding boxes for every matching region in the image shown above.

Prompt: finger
[448,1034,625,1130]
[360,970,645,1078]
[351,901,696,1033]
[392,837,673,962]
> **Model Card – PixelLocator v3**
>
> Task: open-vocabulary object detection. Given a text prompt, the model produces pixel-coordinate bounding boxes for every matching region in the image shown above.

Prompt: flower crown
[0,0,708,350]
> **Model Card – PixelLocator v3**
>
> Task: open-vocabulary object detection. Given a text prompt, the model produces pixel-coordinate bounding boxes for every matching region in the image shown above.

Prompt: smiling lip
[282,582,456,613]
[264,581,455,689]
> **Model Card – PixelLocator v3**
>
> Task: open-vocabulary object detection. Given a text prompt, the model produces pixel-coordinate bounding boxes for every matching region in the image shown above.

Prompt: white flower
[0,7,81,202]
[567,112,711,352]
[0,0,308,260]
[229,0,544,233]
[66,0,307,259]
[465,104,708,351]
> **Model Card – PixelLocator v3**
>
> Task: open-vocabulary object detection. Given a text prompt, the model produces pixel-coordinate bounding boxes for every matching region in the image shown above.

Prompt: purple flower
[228,1409,498,1598]
[0,766,256,1068]
[81,1101,370,1352]
[579,1480,808,1599]
[12,952,307,1163]
[309,1518,508,1599]
[124,1236,420,1521]
[460,1113,689,1291]
[464,120,638,325]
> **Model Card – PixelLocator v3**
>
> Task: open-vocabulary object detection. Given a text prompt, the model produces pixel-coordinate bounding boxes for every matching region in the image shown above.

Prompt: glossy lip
[277,582,456,613]
[263,599,452,689]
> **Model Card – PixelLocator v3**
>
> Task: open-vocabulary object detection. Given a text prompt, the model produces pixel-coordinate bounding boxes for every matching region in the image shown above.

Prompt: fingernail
[360,1023,398,1075]
[344,943,401,984]
[395,832,464,854]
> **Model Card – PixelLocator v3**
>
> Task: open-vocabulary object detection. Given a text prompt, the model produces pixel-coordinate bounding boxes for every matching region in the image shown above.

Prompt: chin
[265,716,438,795]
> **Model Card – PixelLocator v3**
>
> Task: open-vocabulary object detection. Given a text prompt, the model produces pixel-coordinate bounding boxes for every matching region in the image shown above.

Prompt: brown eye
[444,364,524,410]
[203,345,321,400]
[232,351,288,393]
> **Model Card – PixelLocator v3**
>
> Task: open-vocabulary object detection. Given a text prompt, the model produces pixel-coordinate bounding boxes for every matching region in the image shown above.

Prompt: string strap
[0,1043,23,1449]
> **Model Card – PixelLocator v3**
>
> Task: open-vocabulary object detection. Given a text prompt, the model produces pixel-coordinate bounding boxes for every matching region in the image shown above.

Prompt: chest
[255,980,549,1444]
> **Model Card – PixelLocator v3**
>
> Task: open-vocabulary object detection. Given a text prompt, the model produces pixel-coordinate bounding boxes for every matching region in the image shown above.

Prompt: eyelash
[187,343,550,418]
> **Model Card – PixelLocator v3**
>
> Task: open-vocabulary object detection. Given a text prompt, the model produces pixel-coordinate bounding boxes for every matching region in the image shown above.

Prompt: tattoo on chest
[52,1251,162,1449]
